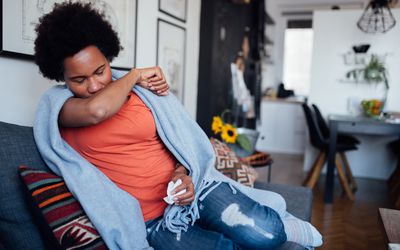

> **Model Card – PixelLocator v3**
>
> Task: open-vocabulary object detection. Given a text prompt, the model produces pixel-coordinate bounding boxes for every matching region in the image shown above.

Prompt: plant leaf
[236,134,252,152]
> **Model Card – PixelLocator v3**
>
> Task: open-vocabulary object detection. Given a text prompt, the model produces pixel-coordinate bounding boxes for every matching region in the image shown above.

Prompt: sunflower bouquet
[211,110,252,152]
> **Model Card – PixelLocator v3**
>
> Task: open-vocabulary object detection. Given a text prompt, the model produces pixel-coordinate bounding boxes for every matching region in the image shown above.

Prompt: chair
[302,103,358,200]
[311,104,359,191]
[311,104,360,145]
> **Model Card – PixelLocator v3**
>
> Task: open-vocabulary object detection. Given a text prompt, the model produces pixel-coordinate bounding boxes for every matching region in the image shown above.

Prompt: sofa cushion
[210,138,258,187]
[18,166,107,249]
[254,182,313,222]
[276,241,307,250]
[0,121,51,250]
[253,182,312,250]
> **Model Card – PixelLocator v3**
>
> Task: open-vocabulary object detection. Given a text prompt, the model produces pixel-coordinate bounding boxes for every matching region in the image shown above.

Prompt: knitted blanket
[34,69,318,249]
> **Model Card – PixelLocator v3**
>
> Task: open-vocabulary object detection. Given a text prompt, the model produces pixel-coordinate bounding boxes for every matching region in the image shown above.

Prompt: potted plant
[346,54,389,88]
[346,54,389,116]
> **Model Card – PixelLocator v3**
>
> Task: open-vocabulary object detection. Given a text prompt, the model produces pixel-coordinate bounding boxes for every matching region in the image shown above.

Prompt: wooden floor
[255,153,395,250]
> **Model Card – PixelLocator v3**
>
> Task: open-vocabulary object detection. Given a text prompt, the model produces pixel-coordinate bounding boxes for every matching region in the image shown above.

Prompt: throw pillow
[18,166,107,250]
[210,138,258,187]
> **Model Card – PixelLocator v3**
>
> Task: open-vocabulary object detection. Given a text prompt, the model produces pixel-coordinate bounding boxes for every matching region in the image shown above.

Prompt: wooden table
[379,208,400,244]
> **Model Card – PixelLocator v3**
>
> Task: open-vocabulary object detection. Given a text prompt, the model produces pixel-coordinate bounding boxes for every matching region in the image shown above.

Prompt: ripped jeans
[146,183,287,249]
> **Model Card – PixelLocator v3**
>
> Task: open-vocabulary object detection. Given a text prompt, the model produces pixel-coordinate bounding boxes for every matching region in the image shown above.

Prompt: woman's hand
[170,165,195,206]
[135,66,169,96]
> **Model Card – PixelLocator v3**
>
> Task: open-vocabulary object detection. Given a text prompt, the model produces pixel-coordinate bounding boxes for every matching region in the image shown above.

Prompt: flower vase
[228,128,259,158]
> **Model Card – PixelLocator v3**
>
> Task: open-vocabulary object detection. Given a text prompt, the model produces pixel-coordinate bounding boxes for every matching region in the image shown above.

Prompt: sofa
[0,121,313,250]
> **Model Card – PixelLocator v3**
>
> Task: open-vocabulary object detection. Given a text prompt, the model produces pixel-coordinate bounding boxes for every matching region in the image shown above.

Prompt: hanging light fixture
[357,0,396,33]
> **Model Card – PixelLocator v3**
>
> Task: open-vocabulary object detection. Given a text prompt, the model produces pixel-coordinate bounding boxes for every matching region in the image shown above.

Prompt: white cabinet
[256,99,306,154]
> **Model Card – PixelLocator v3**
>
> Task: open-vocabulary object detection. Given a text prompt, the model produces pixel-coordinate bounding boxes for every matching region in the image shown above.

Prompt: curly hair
[34,2,121,81]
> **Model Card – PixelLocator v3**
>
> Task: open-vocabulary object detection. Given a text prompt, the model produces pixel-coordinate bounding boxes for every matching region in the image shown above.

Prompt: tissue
[163,179,187,205]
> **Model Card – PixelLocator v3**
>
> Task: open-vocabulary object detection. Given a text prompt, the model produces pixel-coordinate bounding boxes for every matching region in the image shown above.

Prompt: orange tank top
[60,91,176,221]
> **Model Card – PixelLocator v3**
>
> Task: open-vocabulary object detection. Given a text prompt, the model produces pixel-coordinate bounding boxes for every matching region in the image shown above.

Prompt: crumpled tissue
[163,179,187,205]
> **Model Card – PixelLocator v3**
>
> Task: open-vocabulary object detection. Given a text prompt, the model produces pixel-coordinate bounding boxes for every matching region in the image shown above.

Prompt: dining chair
[311,103,359,191]
[311,104,360,145]
[302,103,358,200]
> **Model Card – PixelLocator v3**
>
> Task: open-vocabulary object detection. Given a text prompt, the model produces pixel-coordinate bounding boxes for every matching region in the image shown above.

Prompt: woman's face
[63,45,112,98]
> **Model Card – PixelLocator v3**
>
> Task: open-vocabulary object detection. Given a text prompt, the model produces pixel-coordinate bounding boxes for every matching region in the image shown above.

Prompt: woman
[34,2,322,250]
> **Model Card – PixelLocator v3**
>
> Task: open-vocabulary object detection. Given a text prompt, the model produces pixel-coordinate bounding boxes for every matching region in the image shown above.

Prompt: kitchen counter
[262,96,306,105]
[256,98,306,154]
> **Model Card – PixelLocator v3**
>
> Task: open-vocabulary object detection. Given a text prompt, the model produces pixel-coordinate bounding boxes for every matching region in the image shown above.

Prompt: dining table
[325,114,400,203]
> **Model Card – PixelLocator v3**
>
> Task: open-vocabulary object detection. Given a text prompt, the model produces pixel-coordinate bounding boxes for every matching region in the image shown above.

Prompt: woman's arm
[59,67,168,127]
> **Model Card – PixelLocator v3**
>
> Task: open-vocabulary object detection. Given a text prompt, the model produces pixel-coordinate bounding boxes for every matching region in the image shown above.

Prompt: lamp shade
[357,0,396,33]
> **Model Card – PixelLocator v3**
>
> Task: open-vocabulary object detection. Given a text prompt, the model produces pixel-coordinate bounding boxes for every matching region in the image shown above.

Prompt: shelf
[341,52,389,66]
[338,78,373,84]
[338,78,388,89]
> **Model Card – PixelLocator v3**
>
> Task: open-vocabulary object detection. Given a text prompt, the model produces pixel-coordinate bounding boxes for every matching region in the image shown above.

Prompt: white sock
[282,216,323,247]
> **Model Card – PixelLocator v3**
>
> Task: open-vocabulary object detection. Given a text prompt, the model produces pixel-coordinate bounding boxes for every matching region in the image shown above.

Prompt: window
[282,20,313,96]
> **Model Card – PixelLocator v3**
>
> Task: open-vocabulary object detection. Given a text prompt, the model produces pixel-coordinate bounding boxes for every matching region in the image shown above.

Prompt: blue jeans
[146,183,287,249]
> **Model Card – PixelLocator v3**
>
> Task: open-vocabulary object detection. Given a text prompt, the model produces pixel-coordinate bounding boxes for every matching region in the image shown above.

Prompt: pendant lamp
[357,0,396,33]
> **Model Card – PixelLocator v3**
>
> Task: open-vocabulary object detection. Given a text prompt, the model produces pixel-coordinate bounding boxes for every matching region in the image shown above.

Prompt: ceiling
[269,0,399,12]
[272,0,368,12]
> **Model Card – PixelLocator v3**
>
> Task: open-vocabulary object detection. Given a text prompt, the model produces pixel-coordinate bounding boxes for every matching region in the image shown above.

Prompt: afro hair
[34,2,121,81]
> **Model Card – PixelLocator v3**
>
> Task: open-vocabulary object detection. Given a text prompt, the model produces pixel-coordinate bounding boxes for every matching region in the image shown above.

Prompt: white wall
[264,0,368,90]
[136,0,201,117]
[0,0,201,126]
[263,1,311,90]
[0,58,52,126]
[304,9,400,179]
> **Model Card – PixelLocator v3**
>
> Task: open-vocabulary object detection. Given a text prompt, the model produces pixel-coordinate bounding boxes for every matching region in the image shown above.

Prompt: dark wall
[196,0,265,135]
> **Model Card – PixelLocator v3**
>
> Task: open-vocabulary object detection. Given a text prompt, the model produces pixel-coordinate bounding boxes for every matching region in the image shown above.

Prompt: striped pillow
[18,166,107,250]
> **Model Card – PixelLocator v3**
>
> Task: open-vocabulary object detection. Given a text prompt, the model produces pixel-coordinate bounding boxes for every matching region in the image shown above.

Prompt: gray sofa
[0,121,312,250]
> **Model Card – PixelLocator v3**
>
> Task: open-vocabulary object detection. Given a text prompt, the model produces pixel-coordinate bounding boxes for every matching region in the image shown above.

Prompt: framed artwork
[1,0,136,69]
[156,19,186,102]
[159,0,187,22]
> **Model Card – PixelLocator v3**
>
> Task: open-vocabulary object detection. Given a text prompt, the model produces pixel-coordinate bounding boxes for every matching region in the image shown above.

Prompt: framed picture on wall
[156,19,186,102]
[159,0,187,22]
[1,0,137,69]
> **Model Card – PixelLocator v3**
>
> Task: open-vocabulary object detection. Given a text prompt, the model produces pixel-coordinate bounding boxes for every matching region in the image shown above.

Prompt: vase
[228,128,259,158]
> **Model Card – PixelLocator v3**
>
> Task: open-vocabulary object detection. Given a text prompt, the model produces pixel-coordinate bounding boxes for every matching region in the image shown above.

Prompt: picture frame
[0,0,137,69]
[156,19,186,102]
[158,0,187,22]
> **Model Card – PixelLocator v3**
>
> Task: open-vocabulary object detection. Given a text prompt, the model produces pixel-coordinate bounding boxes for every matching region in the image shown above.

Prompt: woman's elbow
[88,105,108,125]
[59,99,109,127]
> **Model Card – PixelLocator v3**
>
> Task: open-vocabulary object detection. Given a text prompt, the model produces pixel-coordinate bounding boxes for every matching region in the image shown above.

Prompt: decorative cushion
[210,138,258,187]
[19,166,107,250]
